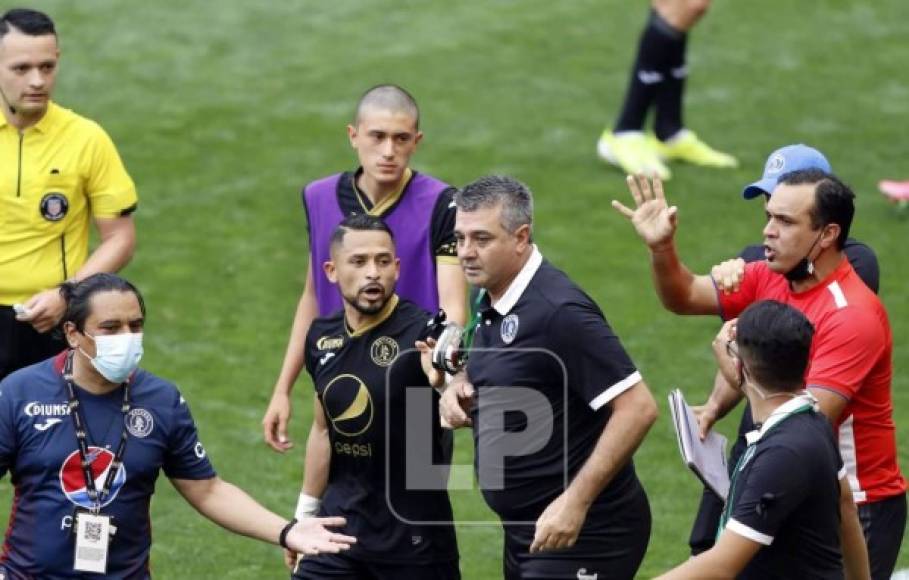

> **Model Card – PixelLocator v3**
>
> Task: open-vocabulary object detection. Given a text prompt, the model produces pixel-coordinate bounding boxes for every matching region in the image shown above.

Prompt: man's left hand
[529,492,589,553]
[20,288,66,333]
[284,516,356,556]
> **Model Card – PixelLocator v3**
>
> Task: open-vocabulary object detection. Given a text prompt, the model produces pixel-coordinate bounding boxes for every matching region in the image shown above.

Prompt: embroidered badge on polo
[501,314,519,344]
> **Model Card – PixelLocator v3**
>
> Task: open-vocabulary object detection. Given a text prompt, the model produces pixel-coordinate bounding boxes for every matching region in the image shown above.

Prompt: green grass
[3,0,908,577]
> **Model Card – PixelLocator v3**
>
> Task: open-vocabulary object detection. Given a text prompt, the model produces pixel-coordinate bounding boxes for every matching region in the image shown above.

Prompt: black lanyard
[62,350,131,513]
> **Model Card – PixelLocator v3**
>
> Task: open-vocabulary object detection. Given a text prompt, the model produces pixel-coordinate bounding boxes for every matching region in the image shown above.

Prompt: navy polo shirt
[725,396,846,580]
[466,247,645,537]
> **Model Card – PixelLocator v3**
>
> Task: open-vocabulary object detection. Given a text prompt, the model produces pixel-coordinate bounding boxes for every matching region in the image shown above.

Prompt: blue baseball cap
[742,144,832,199]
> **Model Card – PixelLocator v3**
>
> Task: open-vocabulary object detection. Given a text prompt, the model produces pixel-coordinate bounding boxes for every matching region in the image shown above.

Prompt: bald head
[354,84,419,129]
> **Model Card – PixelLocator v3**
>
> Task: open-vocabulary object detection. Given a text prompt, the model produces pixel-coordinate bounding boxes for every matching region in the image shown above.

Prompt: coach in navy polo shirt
[441,175,659,580]
[658,301,869,579]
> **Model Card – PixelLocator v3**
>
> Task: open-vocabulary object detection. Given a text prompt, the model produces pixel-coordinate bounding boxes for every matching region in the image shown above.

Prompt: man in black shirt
[688,144,882,555]
[441,175,659,579]
[658,300,869,579]
[291,214,459,579]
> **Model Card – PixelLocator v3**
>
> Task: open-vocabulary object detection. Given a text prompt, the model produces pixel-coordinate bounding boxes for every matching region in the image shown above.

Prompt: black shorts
[0,305,65,382]
[292,552,460,580]
[502,486,651,580]
[858,492,906,580]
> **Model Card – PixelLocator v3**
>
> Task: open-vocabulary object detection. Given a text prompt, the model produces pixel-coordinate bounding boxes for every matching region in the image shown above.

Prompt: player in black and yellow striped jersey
[0,9,137,381]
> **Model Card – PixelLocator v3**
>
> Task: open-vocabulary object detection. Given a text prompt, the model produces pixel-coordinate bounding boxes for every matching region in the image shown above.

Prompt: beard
[343,283,391,315]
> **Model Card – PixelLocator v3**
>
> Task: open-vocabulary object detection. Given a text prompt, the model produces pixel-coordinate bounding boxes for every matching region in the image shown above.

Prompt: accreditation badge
[74,511,112,574]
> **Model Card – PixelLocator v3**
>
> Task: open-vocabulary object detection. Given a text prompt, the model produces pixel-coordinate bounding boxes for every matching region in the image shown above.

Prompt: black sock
[613,10,687,135]
[653,25,688,141]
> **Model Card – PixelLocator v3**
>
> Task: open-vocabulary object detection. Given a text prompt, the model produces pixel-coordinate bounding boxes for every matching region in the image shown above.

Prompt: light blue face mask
[80,332,144,384]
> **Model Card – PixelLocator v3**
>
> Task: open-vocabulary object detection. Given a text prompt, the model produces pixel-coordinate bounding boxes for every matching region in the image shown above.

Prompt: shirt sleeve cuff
[807,383,852,402]
[589,371,642,411]
[727,518,774,546]
[712,276,729,321]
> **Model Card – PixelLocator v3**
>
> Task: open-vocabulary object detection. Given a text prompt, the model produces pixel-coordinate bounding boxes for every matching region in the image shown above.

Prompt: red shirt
[718,258,905,503]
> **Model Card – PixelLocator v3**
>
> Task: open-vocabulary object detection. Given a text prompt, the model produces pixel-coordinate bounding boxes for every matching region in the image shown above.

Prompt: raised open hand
[612,175,678,250]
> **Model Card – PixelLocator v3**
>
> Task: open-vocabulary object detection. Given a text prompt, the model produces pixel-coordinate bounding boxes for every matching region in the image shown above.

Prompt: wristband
[278,518,297,550]
[295,492,322,520]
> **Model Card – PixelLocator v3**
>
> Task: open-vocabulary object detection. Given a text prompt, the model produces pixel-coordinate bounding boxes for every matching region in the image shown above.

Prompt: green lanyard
[462,288,487,351]
[717,403,814,538]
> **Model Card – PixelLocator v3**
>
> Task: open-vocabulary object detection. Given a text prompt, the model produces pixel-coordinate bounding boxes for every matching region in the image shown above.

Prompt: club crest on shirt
[125,408,154,438]
[500,314,519,344]
[370,336,399,367]
[40,192,69,222]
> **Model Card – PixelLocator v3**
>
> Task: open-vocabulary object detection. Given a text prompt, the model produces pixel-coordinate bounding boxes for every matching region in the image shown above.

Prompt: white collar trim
[492,245,543,315]
[746,393,818,445]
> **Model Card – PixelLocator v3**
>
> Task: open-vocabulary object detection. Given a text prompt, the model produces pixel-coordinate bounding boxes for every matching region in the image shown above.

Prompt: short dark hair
[736,300,814,393]
[59,273,146,333]
[0,8,56,38]
[354,84,419,129]
[455,175,534,233]
[778,168,855,250]
[329,214,395,254]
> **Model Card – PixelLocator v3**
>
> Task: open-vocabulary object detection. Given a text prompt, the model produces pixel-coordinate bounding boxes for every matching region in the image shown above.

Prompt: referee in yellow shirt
[0,8,137,381]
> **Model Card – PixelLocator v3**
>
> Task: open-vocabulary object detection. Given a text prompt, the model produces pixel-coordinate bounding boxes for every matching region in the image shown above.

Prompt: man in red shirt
[613,169,906,579]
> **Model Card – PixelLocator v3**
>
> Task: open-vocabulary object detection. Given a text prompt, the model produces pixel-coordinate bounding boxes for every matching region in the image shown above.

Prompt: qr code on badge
[84,521,103,543]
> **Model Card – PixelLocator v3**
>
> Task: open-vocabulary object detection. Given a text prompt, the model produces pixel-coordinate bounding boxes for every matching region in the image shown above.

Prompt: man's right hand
[711,258,746,295]
[611,175,678,250]
[20,288,67,333]
[262,391,293,452]
[439,374,475,429]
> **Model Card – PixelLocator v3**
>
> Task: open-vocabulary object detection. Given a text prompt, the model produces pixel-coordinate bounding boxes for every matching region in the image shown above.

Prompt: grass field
[2,0,908,577]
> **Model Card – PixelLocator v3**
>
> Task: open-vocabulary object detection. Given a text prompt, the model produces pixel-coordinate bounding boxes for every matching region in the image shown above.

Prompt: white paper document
[668,389,730,501]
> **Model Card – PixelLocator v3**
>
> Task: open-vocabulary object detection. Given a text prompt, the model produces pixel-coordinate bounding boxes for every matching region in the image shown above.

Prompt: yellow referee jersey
[0,102,137,305]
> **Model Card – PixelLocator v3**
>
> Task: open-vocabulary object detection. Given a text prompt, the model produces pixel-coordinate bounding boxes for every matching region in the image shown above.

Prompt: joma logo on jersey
[316,335,344,350]
[24,401,70,417]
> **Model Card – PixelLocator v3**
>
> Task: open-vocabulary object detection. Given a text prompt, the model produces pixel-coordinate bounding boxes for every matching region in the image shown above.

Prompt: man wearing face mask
[614,171,906,579]
[658,301,870,579]
[0,273,356,578]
